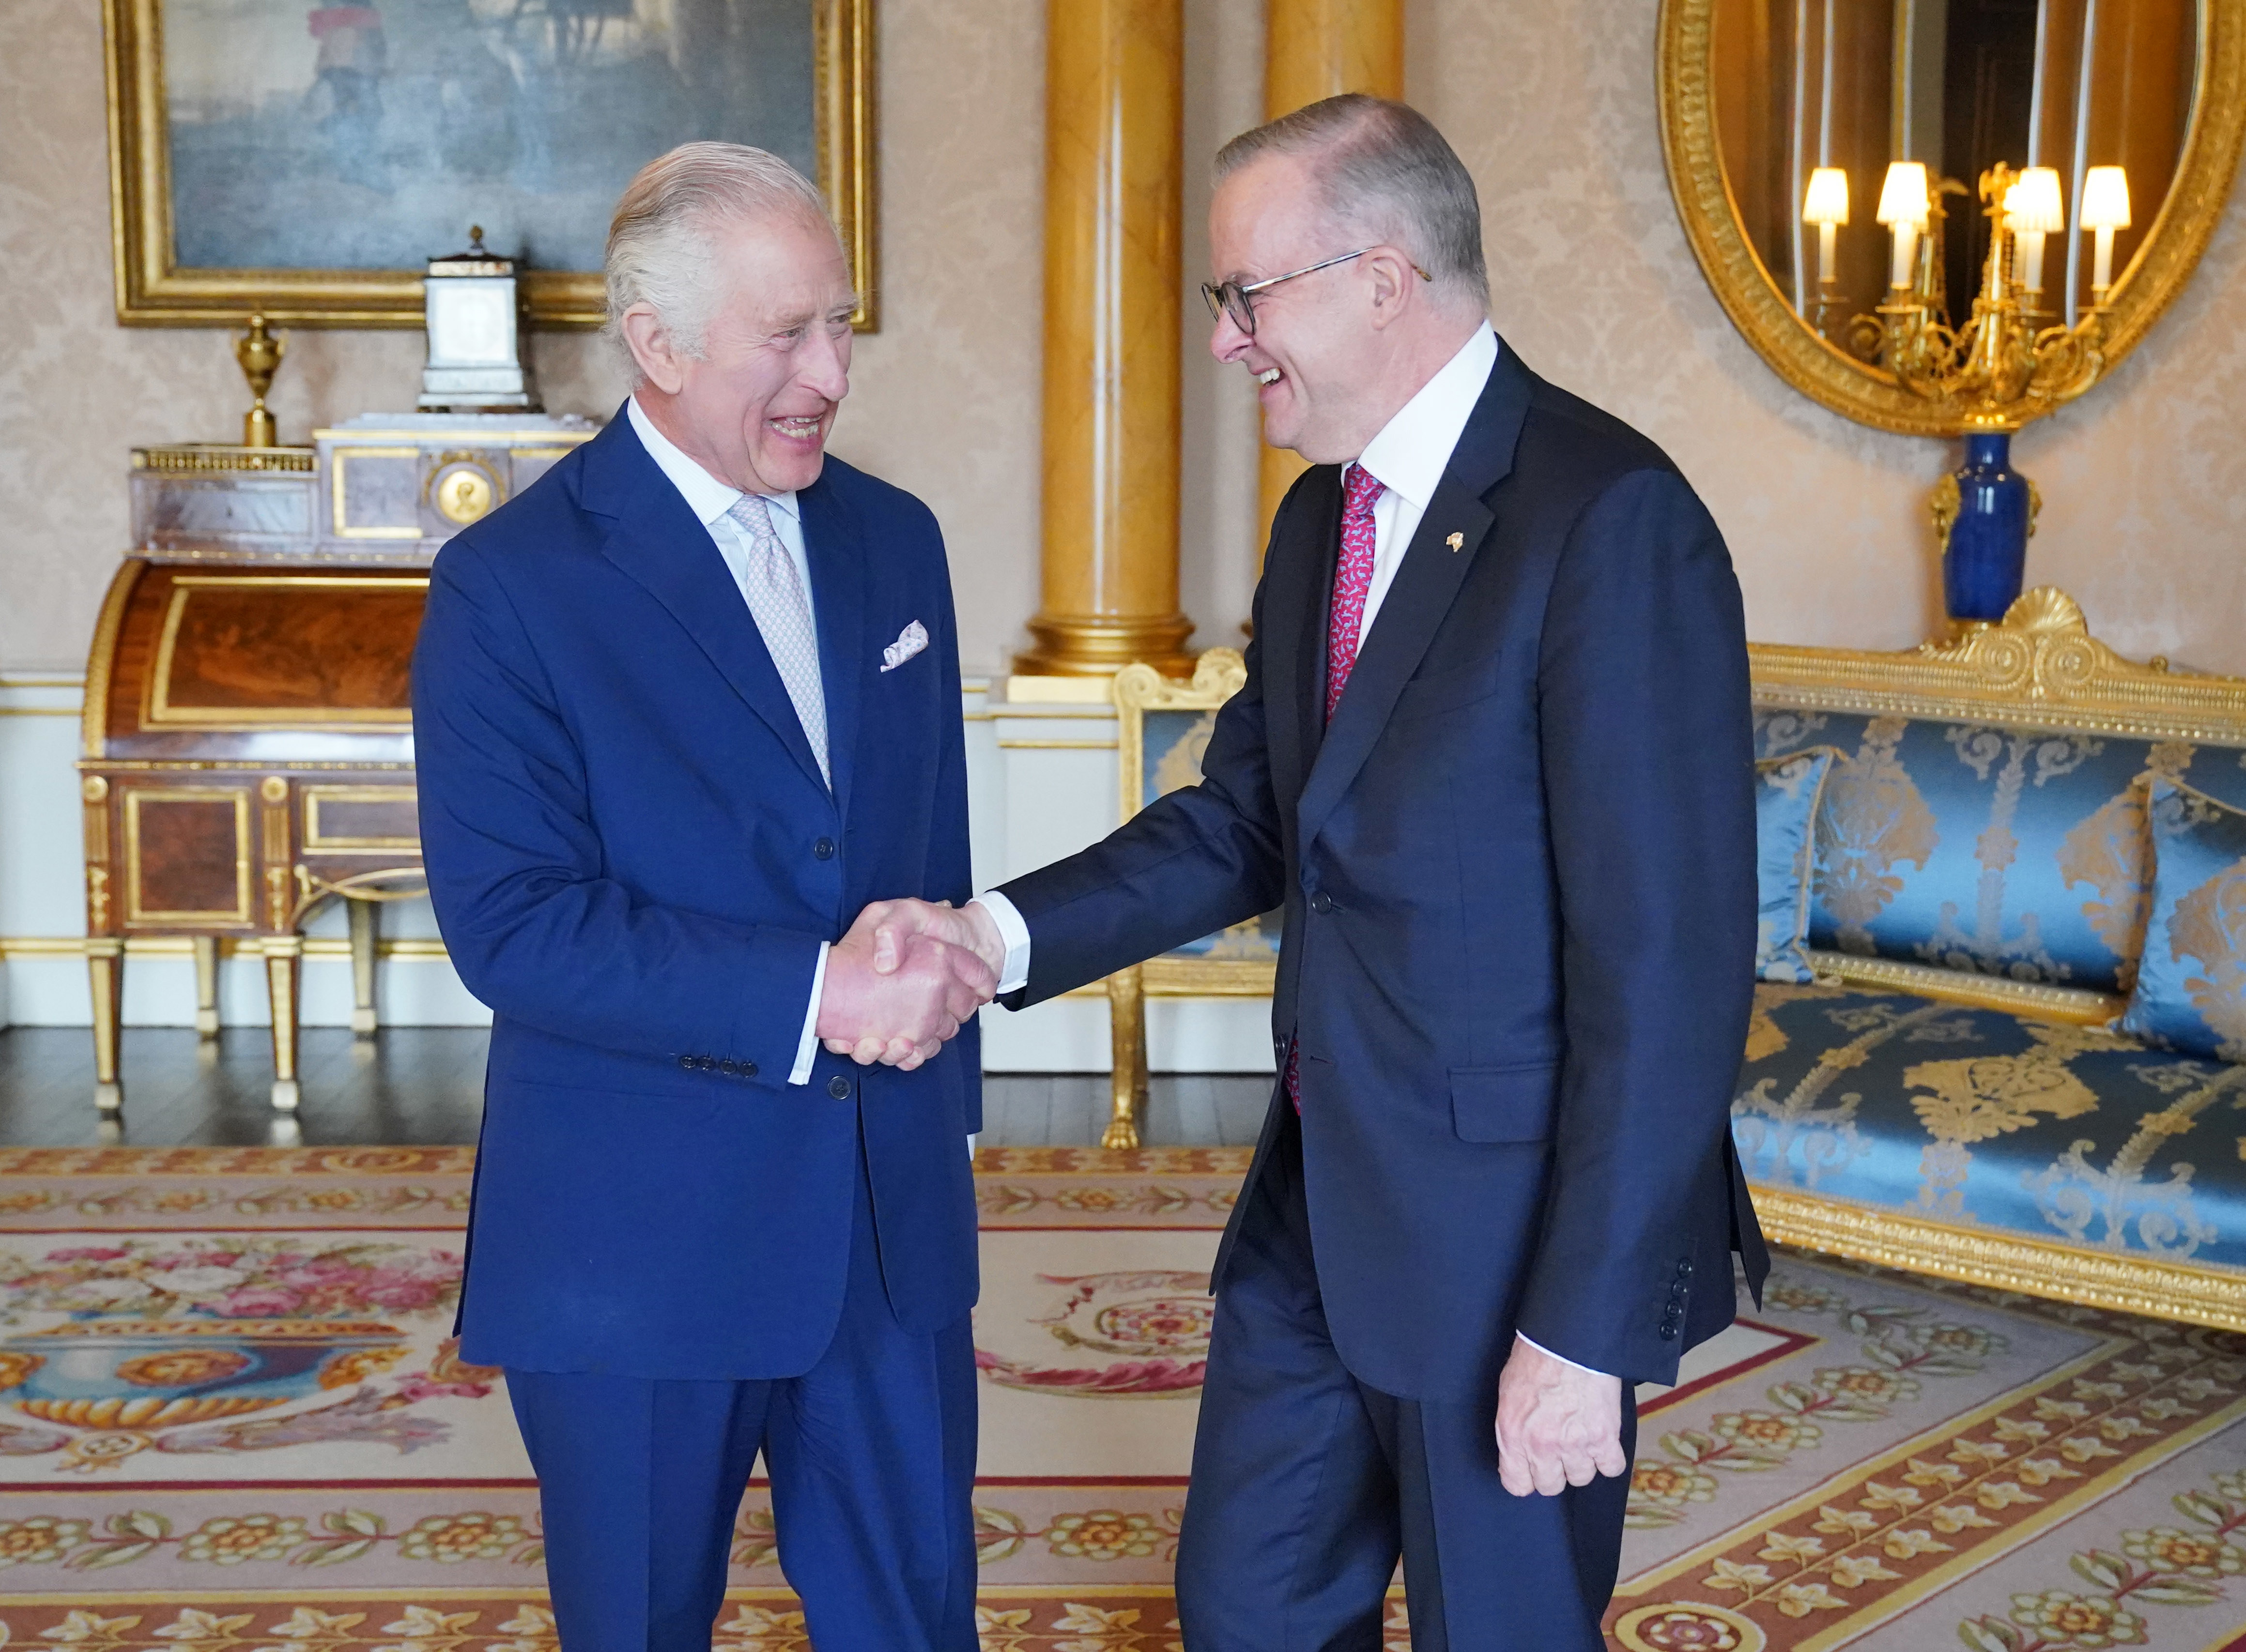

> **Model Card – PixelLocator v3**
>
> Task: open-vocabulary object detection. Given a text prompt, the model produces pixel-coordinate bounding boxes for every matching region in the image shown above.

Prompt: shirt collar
[626,394,800,528]
[1354,321,1499,513]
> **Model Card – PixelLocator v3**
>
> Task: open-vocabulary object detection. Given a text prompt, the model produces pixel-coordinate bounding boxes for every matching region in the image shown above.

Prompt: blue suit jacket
[998,346,1769,1397]
[412,410,980,1379]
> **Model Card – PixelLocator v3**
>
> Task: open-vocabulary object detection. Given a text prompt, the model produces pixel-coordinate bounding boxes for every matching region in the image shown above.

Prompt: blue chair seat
[1734,981,2246,1276]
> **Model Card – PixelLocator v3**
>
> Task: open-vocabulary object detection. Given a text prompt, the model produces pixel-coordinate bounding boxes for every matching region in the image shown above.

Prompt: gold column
[1015,0,1196,681]
[1255,0,1407,554]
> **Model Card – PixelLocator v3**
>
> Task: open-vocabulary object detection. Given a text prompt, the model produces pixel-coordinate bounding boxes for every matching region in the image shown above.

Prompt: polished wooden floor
[0,1027,1274,1149]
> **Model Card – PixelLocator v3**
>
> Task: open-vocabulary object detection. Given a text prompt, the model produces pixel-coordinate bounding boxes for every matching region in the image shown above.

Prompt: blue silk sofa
[1738,586,2246,1332]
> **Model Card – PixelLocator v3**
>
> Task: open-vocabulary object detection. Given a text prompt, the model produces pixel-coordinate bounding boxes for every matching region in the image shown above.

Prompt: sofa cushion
[1753,707,2246,995]
[1755,748,1839,983]
[1734,981,2246,1272]
[2118,777,2246,1061]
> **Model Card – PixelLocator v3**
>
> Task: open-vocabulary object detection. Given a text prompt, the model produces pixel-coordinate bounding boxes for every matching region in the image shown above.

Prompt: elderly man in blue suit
[865,97,1769,1650]
[412,143,992,1652]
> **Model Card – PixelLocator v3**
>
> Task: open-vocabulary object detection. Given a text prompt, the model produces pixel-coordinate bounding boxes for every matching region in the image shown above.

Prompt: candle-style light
[1876,161,1931,291]
[2004,167,2065,306]
[2080,165,2132,301]
[1803,167,1851,285]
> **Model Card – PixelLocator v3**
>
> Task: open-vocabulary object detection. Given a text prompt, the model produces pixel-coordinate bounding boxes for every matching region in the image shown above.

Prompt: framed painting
[103,0,876,329]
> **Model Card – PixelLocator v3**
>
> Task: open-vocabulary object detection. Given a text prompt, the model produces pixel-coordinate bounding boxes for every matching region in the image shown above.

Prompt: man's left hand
[1494,1333,1628,1496]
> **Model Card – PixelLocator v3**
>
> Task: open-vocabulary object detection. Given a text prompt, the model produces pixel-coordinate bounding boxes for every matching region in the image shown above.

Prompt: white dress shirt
[627,396,828,1086]
[971,324,1602,1378]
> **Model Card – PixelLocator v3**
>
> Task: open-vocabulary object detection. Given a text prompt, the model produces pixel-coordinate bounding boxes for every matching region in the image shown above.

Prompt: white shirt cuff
[789,942,831,1085]
[1518,1333,1608,1379]
[969,892,1032,996]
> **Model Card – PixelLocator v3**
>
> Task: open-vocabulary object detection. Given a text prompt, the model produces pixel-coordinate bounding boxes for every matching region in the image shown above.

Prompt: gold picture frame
[104,0,878,331]
[1656,0,2246,435]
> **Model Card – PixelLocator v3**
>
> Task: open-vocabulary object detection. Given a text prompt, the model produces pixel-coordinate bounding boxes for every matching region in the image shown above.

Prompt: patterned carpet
[0,1147,2238,1650]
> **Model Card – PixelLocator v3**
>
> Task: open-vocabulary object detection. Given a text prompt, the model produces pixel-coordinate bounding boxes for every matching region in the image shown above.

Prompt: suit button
[814,838,837,860]
[1310,891,1336,914]
[1677,1259,1694,1278]
[1659,1324,1680,1341]
[828,1075,852,1100]
[677,1055,694,1071]
[739,1061,757,1079]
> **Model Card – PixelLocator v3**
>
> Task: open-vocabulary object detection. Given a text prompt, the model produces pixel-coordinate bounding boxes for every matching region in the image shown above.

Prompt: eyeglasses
[1200,249,1432,336]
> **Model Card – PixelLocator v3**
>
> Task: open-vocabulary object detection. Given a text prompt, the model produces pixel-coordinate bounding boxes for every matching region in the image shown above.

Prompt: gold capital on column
[1016,0,1196,680]
[1255,0,1406,559]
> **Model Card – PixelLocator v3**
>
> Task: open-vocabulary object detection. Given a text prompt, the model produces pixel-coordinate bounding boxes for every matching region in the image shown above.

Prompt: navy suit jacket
[412,410,980,1379]
[998,345,1769,1396]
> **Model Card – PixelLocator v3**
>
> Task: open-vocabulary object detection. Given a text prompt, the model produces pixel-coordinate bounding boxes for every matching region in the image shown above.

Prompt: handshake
[814,899,1009,1069]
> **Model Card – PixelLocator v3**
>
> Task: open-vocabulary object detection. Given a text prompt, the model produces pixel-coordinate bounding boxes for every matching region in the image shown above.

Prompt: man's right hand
[855,898,1008,983]
[815,924,994,1070]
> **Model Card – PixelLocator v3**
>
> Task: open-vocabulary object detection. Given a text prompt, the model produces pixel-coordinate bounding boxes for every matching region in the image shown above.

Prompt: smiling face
[623,206,858,494]
[1207,147,1481,466]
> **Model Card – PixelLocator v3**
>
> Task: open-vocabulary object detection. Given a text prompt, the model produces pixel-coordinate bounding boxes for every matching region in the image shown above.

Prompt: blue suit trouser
[504,1139,979,1652]
[1175,1111,1635,1652]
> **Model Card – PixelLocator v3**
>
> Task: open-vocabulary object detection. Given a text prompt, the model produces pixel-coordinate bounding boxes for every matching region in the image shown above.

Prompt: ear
[1363,245,1420,333]
[619,304,686,396]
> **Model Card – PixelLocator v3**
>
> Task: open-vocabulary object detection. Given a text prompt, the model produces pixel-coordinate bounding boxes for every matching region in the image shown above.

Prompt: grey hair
[1213,95,1490,311]
[604,141,836,377]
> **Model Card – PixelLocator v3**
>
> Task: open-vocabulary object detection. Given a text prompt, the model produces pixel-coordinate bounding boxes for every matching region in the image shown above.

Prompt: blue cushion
[2117,778,2246,1061]
[1754,708,2246,994]
[1755,748,1838,983]
[1736,982,2246,1269]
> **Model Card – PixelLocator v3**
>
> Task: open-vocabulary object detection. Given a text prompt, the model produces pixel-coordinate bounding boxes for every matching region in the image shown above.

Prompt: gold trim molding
[1749,586,2246,743]
[104,0,878,330]
[1753,1186,2246,1333]
[1656,0,2246,436]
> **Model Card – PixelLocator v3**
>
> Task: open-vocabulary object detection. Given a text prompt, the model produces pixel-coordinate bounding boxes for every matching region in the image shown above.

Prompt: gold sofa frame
[1749,586,2246,1332]
[1102,650,1274,1149]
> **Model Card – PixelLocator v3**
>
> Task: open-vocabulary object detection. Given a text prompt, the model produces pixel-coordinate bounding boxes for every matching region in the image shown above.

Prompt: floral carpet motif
[0,1147,2239,1649]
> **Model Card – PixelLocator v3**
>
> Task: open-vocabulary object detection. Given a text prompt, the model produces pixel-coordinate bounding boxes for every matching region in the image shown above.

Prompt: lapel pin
[1446,532,1463,553]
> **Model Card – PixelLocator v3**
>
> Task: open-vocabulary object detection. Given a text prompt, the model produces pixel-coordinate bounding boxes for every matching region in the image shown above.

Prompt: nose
[801,327,850,401]
[1209,309,1252,363]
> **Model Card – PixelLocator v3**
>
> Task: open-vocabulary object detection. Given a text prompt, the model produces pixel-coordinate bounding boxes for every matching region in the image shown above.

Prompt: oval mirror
[1660,0,2246,434]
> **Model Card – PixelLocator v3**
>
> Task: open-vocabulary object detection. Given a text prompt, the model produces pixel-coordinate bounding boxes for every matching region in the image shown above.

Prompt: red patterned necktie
[1288,460,1386,1109]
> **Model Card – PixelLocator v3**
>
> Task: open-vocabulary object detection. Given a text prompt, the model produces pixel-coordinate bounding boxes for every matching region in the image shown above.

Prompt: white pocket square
[881,621,929,672]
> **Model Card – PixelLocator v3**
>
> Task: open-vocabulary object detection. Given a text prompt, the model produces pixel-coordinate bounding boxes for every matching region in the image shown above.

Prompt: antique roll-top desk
[80,415,595,1115]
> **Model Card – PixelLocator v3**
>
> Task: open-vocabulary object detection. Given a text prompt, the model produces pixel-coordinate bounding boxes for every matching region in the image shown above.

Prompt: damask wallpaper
[3,0,2244,676]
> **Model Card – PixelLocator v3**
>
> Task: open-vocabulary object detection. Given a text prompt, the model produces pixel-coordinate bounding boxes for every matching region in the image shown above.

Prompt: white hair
[604,141,837,378]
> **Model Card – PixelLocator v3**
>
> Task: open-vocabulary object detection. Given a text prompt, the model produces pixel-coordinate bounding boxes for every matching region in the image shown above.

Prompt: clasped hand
[815,899,1008,1070]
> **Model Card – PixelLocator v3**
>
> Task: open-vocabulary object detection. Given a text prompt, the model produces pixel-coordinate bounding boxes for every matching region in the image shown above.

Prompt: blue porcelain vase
[1943,432,2031,622]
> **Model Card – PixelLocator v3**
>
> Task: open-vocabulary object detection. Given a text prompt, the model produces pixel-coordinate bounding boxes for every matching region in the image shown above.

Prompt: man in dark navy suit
[869,98,1769,1649]
[413,144,992,1652]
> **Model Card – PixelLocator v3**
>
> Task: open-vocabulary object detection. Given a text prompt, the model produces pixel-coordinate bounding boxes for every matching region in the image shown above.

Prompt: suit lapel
[1293,344,1537,853]
[585,417,832,798]
[799,475,864,822]
[1262,464,1342,812]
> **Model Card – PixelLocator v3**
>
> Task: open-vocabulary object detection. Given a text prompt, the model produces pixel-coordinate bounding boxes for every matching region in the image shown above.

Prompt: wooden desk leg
[86,938,123,1116]
[1103,965,1148,1150]
[265,935,303,1112]
[347,899,378,1040]
[192,936,220,1040]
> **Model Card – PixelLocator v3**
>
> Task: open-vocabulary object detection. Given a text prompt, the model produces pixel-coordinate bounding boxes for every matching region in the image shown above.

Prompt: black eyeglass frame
[1200,248,1432,336]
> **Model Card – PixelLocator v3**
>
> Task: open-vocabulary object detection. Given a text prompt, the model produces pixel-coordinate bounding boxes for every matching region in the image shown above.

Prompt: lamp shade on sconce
[1802,168,1851,224]
[2005,168,2066,232]
[1875,161,1930,227]
[2081,166,2133,229]
[1876,162,1928,290]
[2006,167,2066,294]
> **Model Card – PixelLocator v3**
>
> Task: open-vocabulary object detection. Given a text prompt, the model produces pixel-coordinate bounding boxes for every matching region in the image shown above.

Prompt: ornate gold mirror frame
[1657,0,2246,435]
[104,0,876,330]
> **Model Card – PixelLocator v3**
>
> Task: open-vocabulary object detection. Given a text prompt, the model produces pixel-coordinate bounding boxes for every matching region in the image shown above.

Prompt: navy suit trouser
[504,1135,978,1652]
[1175,1111,1635,1652]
